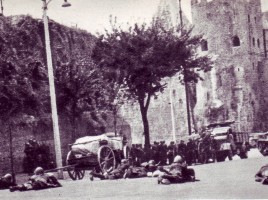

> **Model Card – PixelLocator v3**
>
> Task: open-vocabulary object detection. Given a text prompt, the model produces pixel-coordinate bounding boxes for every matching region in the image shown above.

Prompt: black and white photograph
[1,0,268,199]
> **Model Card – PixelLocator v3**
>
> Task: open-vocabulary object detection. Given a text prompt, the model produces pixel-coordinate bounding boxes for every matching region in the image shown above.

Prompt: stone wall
[119,75,190,144]
[192,0,264,132]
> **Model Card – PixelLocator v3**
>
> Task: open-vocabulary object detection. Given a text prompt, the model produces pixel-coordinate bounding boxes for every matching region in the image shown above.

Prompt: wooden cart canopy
[71,133,123,155]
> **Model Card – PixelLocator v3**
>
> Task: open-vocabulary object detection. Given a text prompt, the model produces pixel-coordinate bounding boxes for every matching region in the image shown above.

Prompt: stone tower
[191,0,265,132]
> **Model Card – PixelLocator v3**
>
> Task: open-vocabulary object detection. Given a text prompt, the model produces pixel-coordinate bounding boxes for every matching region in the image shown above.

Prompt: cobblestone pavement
[1,149,268,200]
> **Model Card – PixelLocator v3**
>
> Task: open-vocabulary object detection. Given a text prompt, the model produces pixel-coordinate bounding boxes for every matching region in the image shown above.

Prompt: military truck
[198,121,250,163]
[256,132,268,156]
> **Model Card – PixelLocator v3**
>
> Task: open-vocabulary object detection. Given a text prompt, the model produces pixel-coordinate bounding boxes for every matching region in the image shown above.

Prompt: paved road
[2,150,268,200]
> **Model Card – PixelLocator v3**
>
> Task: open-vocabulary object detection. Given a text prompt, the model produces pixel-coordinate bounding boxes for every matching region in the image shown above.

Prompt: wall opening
[253,37,255,47]
[232,35,240,47]
[201,39,208,51]
[257,39,260,48]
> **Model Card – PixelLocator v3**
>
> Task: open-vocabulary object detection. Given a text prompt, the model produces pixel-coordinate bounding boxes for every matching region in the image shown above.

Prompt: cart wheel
[67,166,85,181]
[66,151,85,180]
[123,145,130,159]
[98,145,116,174]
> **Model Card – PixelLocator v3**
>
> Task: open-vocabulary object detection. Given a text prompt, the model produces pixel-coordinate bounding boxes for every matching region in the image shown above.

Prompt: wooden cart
[65,133,130,180]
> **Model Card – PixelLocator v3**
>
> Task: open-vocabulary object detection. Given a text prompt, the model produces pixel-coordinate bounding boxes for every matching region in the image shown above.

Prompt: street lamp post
[42,0,71,179]
[0,0,4,16]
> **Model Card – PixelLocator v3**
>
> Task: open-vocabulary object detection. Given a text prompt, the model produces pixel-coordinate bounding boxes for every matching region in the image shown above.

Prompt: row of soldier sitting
[0,167,61,192]
[89,155,196,185]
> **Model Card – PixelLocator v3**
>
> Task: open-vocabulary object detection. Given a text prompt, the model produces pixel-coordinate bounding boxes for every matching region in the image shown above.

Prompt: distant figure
[10,167,61,192]
[167,141,176,165]
[0,174,16,190]
[186,139,197,165]
[159,141,168,165]
[177,140,187,159]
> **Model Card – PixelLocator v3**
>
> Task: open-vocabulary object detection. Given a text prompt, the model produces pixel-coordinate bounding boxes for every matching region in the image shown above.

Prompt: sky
[2,0,268,34]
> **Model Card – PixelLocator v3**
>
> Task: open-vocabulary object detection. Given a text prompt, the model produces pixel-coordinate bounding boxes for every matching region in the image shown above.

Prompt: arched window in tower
[248,15,250,23]
[253,37,255,47]
[232,35,240,47]
[257,39,260,48]
[201,39,208,51]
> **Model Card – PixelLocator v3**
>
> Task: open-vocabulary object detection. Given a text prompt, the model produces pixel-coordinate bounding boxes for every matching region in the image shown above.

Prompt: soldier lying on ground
[0,174,16,190]
[157,155,195,185]
[10,167,61,192]
[255,164,268,184]
[123,160,159,179]
[89,159,130,180]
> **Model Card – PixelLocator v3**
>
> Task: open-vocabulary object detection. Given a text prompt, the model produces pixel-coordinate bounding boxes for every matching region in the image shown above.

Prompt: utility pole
[0,0,3,16]
[179,0,183,28]
[8,121,16,184]
[179,0,192,135]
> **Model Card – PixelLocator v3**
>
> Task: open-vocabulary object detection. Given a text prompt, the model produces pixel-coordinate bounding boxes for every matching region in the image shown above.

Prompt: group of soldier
[130,138,200,167]
[23,139,55,173]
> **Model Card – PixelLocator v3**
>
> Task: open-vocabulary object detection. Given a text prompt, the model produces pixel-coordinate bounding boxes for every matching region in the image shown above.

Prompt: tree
[93,21,213,149]
[55,58,105,140]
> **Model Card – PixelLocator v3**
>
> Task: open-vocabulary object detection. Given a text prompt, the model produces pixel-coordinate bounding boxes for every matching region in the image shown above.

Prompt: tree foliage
[93,19,213,148]
[0,15,106,137]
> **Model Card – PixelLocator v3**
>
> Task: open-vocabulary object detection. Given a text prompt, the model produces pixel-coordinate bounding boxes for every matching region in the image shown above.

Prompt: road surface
[1,149,268,200]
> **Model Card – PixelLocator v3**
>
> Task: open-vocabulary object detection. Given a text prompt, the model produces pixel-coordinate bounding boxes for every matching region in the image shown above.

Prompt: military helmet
[161,178,171,185]
[173,155,183,163]
[263,170,268,177]
[34,167,44,175]
[121,159,128,164]
[148,160,156,166]
[3,173,12,180]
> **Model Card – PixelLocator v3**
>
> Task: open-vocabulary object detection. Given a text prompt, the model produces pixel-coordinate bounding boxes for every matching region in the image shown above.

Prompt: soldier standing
[177,140,187,160]
[167,141,176,165]
[186,139,196,165]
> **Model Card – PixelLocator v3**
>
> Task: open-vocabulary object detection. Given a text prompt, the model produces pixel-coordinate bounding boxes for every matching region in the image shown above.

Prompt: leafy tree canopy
[93,19,214,148]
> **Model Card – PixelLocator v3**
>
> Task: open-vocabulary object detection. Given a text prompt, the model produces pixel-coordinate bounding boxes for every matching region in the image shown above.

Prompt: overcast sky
[3,0,268,34]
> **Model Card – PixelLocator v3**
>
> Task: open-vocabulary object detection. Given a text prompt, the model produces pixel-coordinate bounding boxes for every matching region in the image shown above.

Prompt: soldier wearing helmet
[255,163,268,184]
[10,167,61,192]
[0,173,16,189]
[157,155,195,185]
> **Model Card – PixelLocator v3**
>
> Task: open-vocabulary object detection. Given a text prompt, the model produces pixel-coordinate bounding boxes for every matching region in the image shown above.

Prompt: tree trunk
[138,95,151,150]
[71,100,77,142]
[113,108,117,136]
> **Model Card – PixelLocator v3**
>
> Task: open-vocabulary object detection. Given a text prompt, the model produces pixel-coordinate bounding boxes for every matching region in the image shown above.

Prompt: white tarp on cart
[71,133,123,155]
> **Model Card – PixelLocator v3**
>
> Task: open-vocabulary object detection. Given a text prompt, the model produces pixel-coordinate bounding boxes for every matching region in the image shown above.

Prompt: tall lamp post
[42,0,71,179]
[0,0,3,16]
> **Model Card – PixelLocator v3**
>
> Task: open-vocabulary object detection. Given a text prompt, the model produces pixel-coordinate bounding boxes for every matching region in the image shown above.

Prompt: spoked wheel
[67,166,85,180]
[66,151,85,180]
[98,145,116,174]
